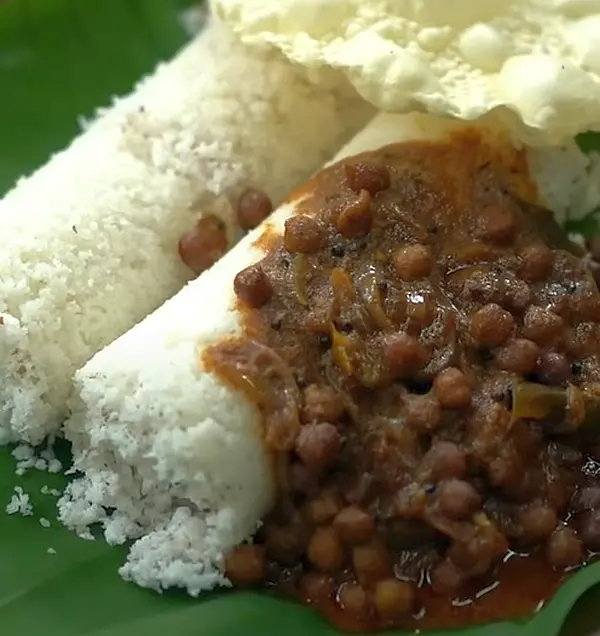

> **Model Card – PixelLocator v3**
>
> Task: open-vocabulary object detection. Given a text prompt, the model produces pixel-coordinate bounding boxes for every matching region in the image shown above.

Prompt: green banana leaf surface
[1,1,600,635]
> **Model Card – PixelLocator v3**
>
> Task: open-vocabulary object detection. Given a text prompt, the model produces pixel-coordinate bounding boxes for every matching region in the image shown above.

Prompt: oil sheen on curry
[204,132,600,632]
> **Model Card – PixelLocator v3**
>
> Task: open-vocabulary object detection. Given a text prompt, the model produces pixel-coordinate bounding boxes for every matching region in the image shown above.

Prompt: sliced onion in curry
[203,339,301,451]
[293,254,311,306]
[356,266,393,332]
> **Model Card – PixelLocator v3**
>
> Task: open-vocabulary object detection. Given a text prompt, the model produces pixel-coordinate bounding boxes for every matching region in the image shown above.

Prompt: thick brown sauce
[204,131,600,632]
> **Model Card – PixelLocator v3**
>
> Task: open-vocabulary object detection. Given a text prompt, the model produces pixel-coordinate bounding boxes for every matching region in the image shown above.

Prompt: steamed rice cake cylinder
[0,18,372,445]
[60,112,593,595]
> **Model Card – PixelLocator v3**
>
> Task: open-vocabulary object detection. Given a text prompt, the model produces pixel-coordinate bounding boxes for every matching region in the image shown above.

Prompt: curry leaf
[2,1,600,635]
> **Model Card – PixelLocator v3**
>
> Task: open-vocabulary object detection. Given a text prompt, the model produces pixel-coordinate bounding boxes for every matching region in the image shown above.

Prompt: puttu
[0,17,372,444]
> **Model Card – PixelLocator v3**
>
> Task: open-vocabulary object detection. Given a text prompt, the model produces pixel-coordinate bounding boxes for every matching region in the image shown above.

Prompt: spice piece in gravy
[207,134,600,632]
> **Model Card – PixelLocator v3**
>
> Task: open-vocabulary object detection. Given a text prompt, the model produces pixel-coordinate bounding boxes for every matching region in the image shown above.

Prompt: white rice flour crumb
[11,441,63,476]
[40,485,62,497]
[6,486,33,516]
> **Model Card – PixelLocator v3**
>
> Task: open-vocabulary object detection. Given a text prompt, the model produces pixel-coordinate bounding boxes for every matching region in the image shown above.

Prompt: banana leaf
[1,1,600,635]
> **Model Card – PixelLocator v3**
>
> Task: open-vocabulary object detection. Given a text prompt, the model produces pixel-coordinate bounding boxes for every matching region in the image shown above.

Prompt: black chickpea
[518,505,558,543]
[295,422,342,471]
[334,506,376,545]
[494,338,540,375]
[308,526,345,572]
[382,333,429,378]
[518,243,554,282]
[447,528,507,577]
[503,278,532,313]
[393,244,433,281]
[178,215,228,275]
[237,187,273,231]
[338,582,370,616]
[288,461,319,497]
[437,479,482,520]
[225,544,267,585]
[430,559,464,595]
[345,162,390,195]
[404,393,442,432]
[352,539,392,585]
[284,215,326,253]
[304,490,343,525]
[522,306,564,346]
[233,264,273,308]
[536,352,572,386]
[263,523,307,564]
[546,526,584,568]
[460,269,503,306]
[475,203,517,245]
[433,367,471,409]
[374,579,415,619]
[425,441,468,480]
[470,303,514,347]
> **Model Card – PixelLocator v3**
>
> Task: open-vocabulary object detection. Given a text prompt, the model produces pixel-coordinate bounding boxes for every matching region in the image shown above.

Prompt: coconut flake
[6,486,33,516]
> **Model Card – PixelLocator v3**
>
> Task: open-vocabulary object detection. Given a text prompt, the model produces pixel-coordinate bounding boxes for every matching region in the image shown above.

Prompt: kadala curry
[201,132,600,633]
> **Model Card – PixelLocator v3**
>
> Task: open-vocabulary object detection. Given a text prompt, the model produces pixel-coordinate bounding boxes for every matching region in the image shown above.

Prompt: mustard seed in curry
[207,135,600,633]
